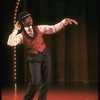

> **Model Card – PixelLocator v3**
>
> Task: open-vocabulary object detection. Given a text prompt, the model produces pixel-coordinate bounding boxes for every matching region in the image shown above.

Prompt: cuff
[12,29,18,34]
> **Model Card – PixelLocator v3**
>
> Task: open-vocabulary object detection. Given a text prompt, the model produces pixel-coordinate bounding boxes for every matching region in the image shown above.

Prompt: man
[7,11,78,100]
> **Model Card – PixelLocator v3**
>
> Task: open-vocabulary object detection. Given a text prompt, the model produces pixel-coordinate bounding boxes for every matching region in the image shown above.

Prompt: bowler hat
[18,11,31,21]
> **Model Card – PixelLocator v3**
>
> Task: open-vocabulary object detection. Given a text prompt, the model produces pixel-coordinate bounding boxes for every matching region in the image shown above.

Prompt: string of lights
[13,0,21,91]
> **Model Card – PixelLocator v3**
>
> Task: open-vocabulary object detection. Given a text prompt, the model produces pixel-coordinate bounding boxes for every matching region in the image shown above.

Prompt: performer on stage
[7,11,78,100]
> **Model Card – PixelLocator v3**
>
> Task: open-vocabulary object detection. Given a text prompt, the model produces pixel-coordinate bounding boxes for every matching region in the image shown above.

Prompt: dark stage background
[1,0,98,89]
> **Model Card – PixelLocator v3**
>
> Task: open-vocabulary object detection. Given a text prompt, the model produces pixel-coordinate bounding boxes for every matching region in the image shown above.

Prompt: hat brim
[19,14,31,21]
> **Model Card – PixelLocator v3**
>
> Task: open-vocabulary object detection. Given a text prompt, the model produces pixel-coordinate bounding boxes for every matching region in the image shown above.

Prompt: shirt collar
[24,26,32,31]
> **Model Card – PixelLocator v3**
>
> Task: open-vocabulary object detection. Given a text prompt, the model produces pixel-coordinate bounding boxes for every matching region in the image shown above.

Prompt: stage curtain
[24,0,98,87]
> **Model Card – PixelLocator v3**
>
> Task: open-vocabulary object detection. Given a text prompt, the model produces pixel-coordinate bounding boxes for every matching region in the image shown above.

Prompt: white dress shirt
[7,19,67,46]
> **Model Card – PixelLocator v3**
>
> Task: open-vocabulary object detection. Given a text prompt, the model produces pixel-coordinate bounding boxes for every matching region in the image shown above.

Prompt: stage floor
[2,84,98,100]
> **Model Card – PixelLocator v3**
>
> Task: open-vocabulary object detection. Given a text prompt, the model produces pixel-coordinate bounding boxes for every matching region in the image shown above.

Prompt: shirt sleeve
[37,19,67,34]
[7,29,23,46]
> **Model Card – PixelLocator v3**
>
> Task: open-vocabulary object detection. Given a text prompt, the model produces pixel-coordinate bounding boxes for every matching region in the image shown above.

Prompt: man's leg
[23,62,41,100]
[38,51,49,100]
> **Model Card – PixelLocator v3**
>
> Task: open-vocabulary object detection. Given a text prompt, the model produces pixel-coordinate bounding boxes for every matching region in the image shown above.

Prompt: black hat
[18,11,31,21]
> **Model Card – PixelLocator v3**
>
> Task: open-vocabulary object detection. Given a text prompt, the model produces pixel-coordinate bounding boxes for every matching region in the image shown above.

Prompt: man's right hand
[14,21,21,30]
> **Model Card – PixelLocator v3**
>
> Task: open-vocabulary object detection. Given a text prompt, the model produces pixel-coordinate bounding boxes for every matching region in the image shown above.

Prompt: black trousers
[23,49,49,100]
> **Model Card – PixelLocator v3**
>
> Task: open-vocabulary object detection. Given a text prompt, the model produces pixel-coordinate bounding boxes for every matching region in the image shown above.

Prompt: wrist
[62,19,68,27]
[12,29,18,34]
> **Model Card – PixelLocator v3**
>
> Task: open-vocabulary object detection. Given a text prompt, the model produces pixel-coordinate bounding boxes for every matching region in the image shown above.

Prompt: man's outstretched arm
[37,18,78,34]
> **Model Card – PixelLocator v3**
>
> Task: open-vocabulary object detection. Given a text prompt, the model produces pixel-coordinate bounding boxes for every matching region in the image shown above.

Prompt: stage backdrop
[2,0,98,87]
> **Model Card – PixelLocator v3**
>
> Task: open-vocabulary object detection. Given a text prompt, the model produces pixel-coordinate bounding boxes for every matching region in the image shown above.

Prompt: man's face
[22,16,33,27]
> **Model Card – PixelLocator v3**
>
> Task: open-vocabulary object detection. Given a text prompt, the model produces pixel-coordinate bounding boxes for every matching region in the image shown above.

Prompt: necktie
[28,27,33,36]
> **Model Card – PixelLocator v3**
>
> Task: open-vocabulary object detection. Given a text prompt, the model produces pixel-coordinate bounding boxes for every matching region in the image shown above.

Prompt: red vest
[22,26,46,54]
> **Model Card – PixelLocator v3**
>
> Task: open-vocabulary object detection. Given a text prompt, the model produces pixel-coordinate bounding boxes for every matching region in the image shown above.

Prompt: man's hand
[14,21,22,30]
[65,18,78,25]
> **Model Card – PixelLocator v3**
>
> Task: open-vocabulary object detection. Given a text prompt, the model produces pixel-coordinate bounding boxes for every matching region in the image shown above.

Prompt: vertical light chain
[13,0,20,90]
